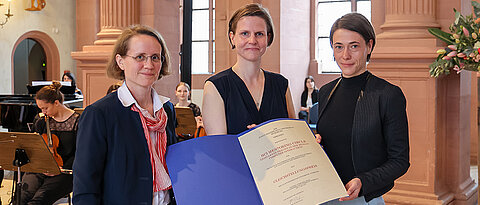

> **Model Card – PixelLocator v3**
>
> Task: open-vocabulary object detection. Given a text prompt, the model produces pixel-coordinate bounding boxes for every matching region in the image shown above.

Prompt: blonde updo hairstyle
[35,81,64,104]
[107,25,171,80]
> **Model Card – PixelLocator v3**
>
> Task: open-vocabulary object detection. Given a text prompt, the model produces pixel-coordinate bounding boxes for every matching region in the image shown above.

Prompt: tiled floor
[0,126,71,205]
[0,171,70,205]
[0,166,479,204]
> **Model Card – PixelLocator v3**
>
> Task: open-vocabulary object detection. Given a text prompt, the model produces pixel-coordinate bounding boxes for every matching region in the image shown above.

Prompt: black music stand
[27,84,76,95]
[175,107,197,141]
[0,132,61,204]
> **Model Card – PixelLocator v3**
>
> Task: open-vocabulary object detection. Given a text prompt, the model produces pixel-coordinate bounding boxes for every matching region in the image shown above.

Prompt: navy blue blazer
[73,92,177,205]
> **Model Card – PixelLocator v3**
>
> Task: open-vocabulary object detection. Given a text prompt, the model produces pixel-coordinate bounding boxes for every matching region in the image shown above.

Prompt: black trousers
[20,173,72,205]
[298,111,308,122]
[0,169,4,186]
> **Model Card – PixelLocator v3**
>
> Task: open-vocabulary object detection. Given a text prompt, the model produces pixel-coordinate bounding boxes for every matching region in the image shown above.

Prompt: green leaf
[428,28,454,44]
[473,1,480,18]
[455,10,461,24]
[429,59,453,78]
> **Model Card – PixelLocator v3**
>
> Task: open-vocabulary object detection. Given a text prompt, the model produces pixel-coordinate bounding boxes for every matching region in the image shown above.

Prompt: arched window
[317,0,371,73]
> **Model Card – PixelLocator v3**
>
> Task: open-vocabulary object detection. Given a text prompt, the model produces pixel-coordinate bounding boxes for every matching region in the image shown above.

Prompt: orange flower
[475,18,480,24]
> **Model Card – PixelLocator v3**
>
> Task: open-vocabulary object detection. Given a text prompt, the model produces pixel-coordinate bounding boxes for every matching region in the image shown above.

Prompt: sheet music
[32,81,72,86]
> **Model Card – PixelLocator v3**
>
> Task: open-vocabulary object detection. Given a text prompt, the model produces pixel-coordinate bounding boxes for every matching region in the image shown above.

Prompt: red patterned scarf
[131,104,171,192]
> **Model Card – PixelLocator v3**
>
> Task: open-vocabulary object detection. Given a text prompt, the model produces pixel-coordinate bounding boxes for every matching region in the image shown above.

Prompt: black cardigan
[300,89,319,107]
[316,73,410,202]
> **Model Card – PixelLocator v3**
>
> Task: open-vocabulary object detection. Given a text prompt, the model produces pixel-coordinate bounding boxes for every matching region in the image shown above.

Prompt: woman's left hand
[43,167,62,176]
[339,178,362,201]
[315,134,322,143]
[195,116,204,128]
[43,172,55,177]
[247,124,257,129]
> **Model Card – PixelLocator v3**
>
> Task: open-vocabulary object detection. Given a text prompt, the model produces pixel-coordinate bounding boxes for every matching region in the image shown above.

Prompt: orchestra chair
[174,107,197,141]
[195,126,207,138]
[65,109,81,205]
[73,108,84,115]
[67,193,72,205]
[55,193,71,205]
[307,103,319,134]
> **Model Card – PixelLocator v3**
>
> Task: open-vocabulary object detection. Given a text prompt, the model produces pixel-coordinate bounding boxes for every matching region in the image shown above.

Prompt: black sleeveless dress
[207,68,289,134]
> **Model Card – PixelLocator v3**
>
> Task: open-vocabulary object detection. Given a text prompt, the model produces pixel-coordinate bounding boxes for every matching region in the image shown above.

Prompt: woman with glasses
[73,25,177,205]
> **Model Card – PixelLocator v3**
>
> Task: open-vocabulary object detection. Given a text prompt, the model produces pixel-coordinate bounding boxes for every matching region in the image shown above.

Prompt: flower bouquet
[429,1,480,77]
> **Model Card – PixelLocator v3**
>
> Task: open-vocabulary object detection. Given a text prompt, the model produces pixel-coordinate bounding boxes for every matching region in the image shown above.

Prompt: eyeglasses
[124,54,165,63]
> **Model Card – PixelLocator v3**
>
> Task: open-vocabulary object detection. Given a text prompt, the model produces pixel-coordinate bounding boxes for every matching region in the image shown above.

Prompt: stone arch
[11,30,60,92]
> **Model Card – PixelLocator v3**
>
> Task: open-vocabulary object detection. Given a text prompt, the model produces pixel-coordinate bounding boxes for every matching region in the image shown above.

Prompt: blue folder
[166,135,263,205]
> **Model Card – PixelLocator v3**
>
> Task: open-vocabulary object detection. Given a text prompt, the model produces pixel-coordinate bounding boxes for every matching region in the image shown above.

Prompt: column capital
[95,0,138,45]
[377,0,440,39]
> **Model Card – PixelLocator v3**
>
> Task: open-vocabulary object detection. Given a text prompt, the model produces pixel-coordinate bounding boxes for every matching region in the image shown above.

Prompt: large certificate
[166,119,346,205]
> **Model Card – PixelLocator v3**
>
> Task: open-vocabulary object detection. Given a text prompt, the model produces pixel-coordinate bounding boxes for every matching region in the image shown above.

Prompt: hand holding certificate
[166,119,347,205]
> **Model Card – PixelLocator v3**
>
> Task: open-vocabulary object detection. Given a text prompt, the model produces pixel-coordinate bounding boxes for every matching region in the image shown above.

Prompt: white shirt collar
[117,82,170,113]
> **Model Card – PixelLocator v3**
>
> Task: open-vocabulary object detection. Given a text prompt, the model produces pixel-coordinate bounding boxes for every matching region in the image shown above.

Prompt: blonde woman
[202,3,295,135]
[73,25,177,205]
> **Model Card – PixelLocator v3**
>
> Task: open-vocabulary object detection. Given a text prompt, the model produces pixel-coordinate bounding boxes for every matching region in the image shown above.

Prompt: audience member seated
[106,81,123,94]
[62,72,83,97]
[299,76,319,121]
[175,82,206,139]
[175,82,203,128]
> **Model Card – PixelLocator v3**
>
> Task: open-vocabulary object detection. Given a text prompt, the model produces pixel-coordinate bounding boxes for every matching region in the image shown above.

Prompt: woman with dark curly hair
[62,72,83,96]
[298,76,319,121]
[316,13,409,204]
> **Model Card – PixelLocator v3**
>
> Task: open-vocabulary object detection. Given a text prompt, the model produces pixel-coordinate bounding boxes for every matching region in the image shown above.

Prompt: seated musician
[106,81,123,95]
[62,72,83,97]
[175,82,206,137]
[20,81,80,205]
[175,82,202,128]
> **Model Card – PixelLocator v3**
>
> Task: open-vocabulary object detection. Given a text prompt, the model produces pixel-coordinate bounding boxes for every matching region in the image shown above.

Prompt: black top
[315,71,409,202]
[300,89,319,108]
[33,112,80,170]
[317,71,368,185]
[75,88,83,96]
[188,102,201,117]
[207,68,289,135]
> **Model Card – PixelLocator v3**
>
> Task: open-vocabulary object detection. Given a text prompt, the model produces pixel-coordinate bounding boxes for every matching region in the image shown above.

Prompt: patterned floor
[0,170,70,205]
[0,167,478,204]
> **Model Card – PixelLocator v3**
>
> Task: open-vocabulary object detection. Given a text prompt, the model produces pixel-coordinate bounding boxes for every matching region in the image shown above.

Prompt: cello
[42,115,64,167]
